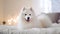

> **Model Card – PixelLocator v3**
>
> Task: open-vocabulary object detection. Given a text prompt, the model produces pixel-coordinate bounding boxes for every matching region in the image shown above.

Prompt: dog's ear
[30,7,33,11]
[23,7,25,11]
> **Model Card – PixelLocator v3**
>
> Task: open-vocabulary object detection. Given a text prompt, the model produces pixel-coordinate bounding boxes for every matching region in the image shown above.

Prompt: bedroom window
[40,0,52,13]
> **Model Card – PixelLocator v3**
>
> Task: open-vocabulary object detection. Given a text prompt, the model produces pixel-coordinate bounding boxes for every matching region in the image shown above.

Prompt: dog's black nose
[26,17,30,22]
[27,17,30,20]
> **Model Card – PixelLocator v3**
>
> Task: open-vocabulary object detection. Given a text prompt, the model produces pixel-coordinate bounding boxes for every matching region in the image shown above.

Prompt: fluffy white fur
[17,7,52,30]
[17,7,42,30]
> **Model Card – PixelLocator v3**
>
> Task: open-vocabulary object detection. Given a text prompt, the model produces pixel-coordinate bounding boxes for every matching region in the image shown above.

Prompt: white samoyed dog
[17,7,42,30]
[17,7,52,30]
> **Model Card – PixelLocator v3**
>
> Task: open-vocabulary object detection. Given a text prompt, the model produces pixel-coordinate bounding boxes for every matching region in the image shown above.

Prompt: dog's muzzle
[26,17,30,22]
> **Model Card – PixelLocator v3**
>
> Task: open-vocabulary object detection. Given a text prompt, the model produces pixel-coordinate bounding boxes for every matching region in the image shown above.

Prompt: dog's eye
[25,14,27,16]
[29,14,31,16]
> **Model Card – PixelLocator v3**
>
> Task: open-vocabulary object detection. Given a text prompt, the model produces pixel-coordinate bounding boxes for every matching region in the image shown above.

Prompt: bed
[0,25,60,34]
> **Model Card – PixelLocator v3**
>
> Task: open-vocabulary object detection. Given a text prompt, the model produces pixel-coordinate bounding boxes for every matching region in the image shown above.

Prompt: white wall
[4,0,42,18]
[0,0,4,25]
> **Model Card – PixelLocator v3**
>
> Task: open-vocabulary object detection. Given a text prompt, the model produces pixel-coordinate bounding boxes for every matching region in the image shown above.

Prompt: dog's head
[21,7,35,22]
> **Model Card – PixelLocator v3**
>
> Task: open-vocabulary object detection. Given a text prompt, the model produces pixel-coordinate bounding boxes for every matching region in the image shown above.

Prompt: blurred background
[0,0,60,26]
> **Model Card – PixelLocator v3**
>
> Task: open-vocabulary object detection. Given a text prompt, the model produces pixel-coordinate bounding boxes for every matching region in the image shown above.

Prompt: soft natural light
[40,0,52,13]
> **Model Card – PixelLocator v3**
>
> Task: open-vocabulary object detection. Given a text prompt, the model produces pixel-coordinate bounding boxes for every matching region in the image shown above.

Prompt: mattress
[0,25,60,34]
